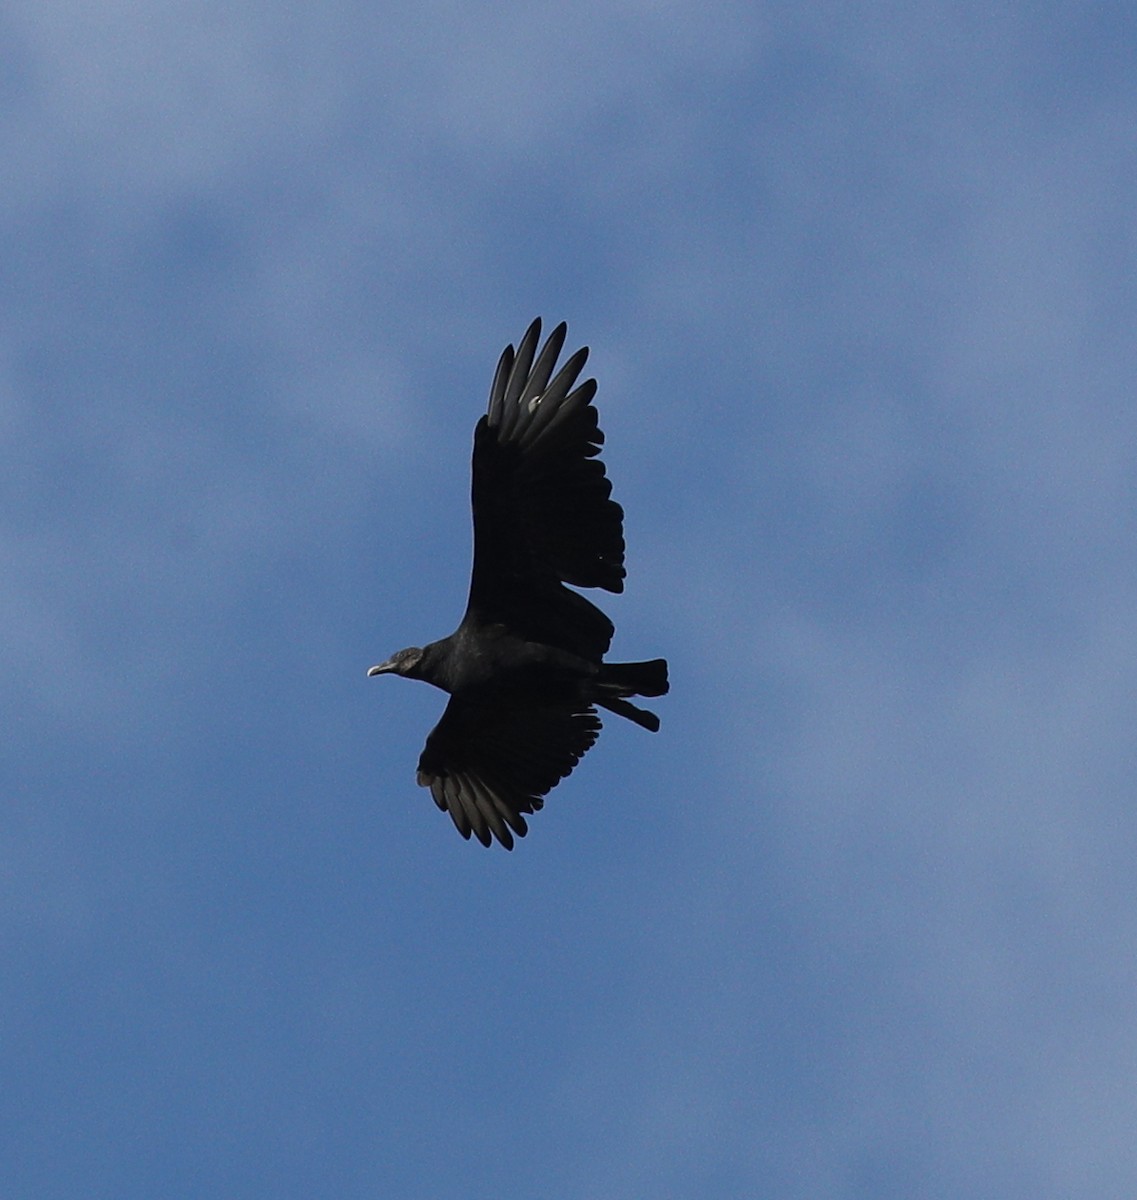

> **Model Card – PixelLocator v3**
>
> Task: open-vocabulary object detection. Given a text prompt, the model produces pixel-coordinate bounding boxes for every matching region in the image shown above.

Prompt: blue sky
[5,3,1137,1196]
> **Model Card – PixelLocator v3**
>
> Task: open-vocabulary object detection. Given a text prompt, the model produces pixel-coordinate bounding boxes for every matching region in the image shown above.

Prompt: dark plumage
[369,319,668,849]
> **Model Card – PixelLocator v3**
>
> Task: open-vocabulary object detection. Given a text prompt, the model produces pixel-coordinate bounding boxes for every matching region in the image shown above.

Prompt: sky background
[5,3,1137,1196]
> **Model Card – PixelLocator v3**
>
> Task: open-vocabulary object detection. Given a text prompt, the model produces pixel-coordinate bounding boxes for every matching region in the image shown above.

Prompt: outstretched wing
[465,319,625,660]
[416,695,602,849]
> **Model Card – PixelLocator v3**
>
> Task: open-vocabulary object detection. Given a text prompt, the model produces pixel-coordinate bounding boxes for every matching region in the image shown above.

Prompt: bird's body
[369,319,668,849]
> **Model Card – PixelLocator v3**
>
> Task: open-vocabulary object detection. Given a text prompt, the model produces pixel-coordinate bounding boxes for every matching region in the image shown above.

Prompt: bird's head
[367,646,426,680]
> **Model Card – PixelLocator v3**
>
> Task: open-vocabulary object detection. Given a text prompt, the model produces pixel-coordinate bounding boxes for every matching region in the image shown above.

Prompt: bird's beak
[367,658,398,677]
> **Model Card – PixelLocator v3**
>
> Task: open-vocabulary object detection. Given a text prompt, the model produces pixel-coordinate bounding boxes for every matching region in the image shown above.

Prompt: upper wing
[465,319,625,660]
[416,694,602,849]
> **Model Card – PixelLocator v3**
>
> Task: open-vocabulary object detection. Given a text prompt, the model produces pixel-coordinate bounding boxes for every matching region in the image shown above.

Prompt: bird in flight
[369,319,668,849]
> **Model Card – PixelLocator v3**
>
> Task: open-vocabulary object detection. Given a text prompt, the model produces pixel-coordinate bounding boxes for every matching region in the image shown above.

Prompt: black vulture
[369,319,668,849]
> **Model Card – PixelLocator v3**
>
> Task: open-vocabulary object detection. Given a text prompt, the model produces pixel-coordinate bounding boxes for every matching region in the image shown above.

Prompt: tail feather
[594,658,669,730]
[600,658,669,697]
